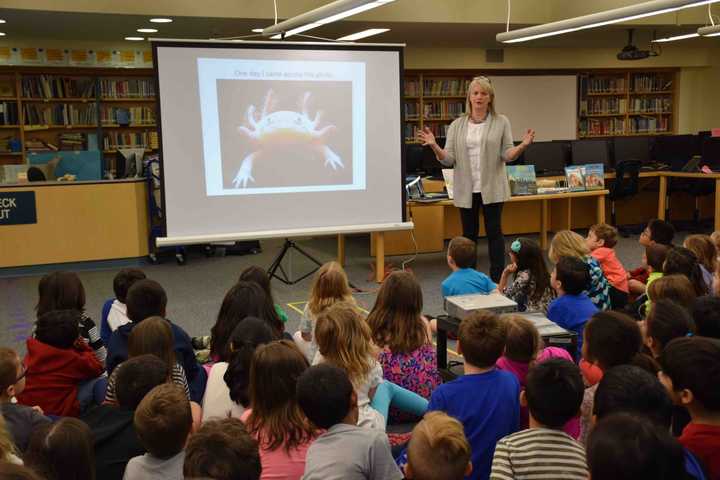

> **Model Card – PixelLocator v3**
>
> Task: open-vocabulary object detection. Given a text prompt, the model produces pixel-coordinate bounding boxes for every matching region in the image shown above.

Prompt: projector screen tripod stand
[267,238,323,285]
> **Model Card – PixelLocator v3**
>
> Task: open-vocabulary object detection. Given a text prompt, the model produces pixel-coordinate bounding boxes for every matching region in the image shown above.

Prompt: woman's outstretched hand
[521,128,536,147]
[417,127,437,147]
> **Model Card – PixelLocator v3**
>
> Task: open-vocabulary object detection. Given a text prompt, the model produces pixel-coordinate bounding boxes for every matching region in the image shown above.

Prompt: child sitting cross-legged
[100,268,146,345]
[585,223,629,309]
[497,238,555,314]
[404,411,472,480]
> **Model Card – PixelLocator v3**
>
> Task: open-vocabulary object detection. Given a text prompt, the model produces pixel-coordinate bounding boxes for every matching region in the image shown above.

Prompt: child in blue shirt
[548,256,598,360]
[442,237,497,297]
[427,310,520,480]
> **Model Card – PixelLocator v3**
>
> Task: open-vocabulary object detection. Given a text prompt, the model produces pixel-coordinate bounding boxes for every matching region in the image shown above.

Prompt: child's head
[458,311,507,369]
[224,317,274,408]
[646,274,696,310]
[447,236,477,269]
[663,246,708,296]
[25,418,94,480]
[307,261,354,316]
[367,270,427,354]
[711,230,720,253]
[115,354,170,410]
[583,311,642,371]
[0,348,24,400]
[524,358,584,429]
[126,279,167,323]
[593,365,672,428]
[551,256,590,295]
[509,238,551,302]
[134,383,192,460]
[128,316,175,371]
[36,271,86,317]
[587,223,618,250]
[183,417,261,480]
[645,243,670,273]
[247,341,314,452]
[640,219,675,247]
[683,234,717,275]
[238,265,275,302]
[315,301,375,385]
[645,299,694,357]
[211,281,282,361]
[112,268,146,304]
[659,337,720,414]
[691,295,720,339]
[405,411,472,480]
[501,314,541,363]
[297,363,357,429]
[587,413,686,480]
[35,310,80,349]
[548,230,590,264]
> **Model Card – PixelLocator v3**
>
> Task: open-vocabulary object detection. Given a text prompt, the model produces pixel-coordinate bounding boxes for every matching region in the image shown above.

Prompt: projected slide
[197,58,366,196]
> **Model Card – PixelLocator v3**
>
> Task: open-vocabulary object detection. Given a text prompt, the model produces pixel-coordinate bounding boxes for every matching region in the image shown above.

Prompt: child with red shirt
[660,336,720,479]
[17,310,104,417]
[586,223,628,310]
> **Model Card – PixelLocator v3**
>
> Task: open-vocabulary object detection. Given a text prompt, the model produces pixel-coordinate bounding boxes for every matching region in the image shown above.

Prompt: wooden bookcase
[0,67,157,174]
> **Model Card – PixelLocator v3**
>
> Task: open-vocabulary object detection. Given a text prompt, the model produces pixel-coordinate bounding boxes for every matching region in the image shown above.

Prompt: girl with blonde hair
[549,230,611,310]
[682,235,717,291]
[293,261,356,363]
[315,302,428,430]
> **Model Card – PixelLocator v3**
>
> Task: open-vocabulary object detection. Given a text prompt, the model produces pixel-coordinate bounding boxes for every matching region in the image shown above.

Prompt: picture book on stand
[507,165,538,196]
[565,165,586,192]
[583,163,605,190]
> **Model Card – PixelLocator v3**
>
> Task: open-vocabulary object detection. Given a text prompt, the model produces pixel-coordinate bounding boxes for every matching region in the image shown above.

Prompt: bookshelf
[578,69,677,138]
[0,68,157,172]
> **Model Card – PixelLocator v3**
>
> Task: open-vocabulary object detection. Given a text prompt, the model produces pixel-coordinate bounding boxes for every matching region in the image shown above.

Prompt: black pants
[459,193,505,282]
[609,285,628,311]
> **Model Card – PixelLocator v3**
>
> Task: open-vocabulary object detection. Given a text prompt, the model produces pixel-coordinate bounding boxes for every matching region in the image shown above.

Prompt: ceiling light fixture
[652,32,700,41]
[337,28,390,41]
[698,24,720,35]
[137,28,158,33]
[496,0,720,43]
[0,33,5,36]
[251,28,265,33]
[125,36,145,41]
[262,0,395,39]
[0,20,6,24]
[150,18,173,23]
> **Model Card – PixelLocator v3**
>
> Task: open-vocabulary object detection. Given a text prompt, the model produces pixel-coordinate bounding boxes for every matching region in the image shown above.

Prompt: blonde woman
[549,230,611,310]
[418,76,535,282]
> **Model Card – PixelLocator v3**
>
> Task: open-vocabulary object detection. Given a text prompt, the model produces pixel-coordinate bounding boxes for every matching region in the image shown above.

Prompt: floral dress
[503,269,556,313]
[378,343,442,423]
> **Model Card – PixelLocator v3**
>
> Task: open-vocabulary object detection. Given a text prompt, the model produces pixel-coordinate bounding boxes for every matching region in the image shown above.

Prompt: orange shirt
[591,247,629,293]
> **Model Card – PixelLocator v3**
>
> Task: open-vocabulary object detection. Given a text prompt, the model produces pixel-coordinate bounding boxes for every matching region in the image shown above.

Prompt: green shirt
[644,271,664,317]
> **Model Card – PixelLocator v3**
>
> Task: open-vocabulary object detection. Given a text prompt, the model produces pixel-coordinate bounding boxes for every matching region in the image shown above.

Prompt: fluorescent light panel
[497,0,720,43]
[337,28,390,41]
[652,32,700,41]
[137,28,158,33]
[125,36,144,41]
[149,18,173,23]
[698,24,720,36]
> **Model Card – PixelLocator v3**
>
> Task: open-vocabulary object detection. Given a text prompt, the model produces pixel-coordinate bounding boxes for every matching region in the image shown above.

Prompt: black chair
[26,166,46,182]
[608,160,641,237]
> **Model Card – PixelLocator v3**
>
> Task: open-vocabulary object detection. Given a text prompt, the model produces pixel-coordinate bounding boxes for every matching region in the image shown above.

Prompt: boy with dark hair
[628,219,675,295]
[442,236,497,297]
[81,354,169,480]
[125,383,192,480]
[16,310,104,417]
[106,279,206,403]
[100,268,146,345]
[0,348,50,452]
[428,311,519,480]
[490,359,587,480]
[184,417,261,480]
[547,256,598,359]
[586,223,629,309]
[406,411,472,480]
[691,296,720,339]
[660,336,720,479]
[296,364,403,480]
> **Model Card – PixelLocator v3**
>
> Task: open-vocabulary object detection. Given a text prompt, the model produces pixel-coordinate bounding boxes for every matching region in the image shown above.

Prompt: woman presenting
[418,76,534,282]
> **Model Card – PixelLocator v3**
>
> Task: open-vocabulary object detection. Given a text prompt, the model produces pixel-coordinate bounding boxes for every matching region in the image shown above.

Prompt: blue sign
[0,192,37,225]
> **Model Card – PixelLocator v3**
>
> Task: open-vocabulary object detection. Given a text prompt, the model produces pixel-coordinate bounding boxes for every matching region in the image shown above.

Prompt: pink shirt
[591,247,629,293]
[240,409,315,480]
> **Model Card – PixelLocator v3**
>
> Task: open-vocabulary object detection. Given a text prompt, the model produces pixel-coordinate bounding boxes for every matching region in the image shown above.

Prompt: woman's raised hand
[417,127,437,147]
[521,128,536,147]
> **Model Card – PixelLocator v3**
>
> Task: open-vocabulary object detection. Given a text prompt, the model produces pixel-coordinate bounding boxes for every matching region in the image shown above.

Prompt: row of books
[582,75,626,94]
[99,79,155,99]
[404,79,420,97]
[100,107,155,125]
[628,97,672,113]
[103,131,153,150]
[631,74,673,92]
[0,136,17,152]
[422,79,472,97]
[578,118,626,137]
[23,104,97,126]
[25,137,56,152]
[21,75,95,99]
[404,124,418,140]
[58,132,86,150]
[628,116,671,134]
[0,102,18,125]
[507,164,605,196]
[404,103,419,120]
[422,122,451,138]
[582,97,626,115]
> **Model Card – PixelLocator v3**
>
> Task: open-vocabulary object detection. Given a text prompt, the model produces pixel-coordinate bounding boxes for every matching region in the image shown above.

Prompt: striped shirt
[79,313,107,367]
[104,361,190,405]
[490,428,588,480]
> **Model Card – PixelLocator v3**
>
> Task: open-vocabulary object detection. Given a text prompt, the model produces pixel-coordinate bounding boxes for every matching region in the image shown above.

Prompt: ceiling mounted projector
[617,29,658,60]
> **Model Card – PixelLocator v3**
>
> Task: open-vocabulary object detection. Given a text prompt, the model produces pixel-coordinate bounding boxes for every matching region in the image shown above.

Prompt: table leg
[337,234,345,266]
[597,194,606,224]
[540,199,548,249]
[375,232,385,283]
[436,324,448,371]
[566,198,572,230]
[715,179,720,232]
[658,175,667,220]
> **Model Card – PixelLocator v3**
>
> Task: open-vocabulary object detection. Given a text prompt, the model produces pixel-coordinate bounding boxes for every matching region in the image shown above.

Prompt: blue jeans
[77,376,107,412]
[370,381,428,421]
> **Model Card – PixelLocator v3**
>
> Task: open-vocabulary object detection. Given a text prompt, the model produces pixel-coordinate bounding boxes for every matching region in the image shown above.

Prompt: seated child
[17,310,104,417]
[490,359,587,480]
[183,417,261,480]
[296,364,403,480]
[638,243,670,316]
[547,256,598,360]
[644,299,695,358]
[239,265,290,324]
[660,336,720,480]
[442,236,497,297]
[25,418,95,480]
[587,413,687,480]
[683,235,717,292]
[427,310,520,480]
[647,274,697,312]
[498,238,555,313]
[405,411,472,480]
[691,296,720,339]
[628,219,675,296]
[100,268,146,345]
[125,384,192,480]
[664,247,709,297]
[586,223,629,309]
